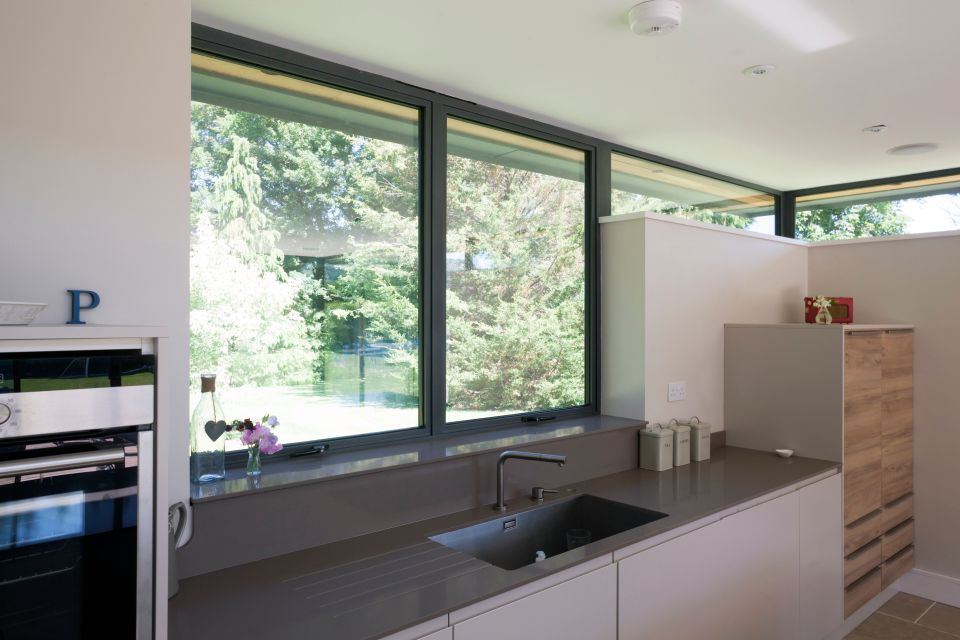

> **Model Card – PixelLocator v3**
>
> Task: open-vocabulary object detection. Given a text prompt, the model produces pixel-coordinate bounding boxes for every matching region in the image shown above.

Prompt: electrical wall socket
[668,381,687,402]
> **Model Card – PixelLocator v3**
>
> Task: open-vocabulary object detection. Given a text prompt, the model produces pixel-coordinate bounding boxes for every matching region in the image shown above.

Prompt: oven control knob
[0,403,10,426]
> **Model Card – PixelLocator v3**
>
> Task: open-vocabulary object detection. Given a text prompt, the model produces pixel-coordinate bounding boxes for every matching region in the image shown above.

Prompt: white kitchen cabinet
[452,564,617,640]
[798,474,843,639]
[618,492,800,640]
[415,629,451,640]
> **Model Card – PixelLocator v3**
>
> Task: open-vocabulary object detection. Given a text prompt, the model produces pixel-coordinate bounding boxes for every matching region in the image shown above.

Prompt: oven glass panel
[0,434,139,639]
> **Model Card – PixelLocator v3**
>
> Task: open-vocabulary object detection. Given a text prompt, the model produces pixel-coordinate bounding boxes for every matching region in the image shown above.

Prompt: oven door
[0,430,151,639]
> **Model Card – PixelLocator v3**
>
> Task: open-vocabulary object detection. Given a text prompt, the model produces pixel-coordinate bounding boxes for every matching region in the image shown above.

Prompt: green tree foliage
[611,190,752,229]
[796,201,908,241]
[191,100,587,416]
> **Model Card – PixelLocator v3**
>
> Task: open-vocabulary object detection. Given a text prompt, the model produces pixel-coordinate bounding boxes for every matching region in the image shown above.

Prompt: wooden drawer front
[882,494,913,531]
[882,519,914,562]
[844,333,883,525]
[845,568,882,618]
[882,546,915,590]
[845,540,882,588]
[845,510,883,556]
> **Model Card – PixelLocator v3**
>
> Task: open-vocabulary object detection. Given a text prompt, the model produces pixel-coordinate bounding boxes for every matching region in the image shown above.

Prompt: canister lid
[640,426,673,439]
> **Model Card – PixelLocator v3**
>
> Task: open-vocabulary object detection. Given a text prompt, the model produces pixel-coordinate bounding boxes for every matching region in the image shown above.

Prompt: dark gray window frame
[190,23,782,463]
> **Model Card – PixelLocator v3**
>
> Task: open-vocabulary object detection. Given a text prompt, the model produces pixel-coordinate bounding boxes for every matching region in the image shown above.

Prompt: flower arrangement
[228,415,283,475]
[811,296,834,324]
[811,295,833,311]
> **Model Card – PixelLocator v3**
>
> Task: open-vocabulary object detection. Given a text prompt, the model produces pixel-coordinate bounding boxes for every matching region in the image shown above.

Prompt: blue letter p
[67,289,101,325]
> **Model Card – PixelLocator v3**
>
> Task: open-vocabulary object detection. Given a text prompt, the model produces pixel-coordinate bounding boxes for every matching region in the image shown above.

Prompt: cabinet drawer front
[882,494,913,531]
[882,546,915,590]
[845,510,883,556]
[882,519,914,562]
[845,568,882,619]
[845,540,881,588]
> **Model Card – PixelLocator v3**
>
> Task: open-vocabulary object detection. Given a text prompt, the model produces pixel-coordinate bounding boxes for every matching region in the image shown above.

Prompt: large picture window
[190,54,422,449]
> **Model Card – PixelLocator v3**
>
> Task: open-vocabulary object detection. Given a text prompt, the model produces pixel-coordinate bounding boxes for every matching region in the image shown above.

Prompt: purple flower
[266,415,279,427]
[260,431,283,455]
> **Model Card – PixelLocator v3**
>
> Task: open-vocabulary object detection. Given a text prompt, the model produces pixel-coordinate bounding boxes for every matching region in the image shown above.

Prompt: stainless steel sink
[429,494,668,570]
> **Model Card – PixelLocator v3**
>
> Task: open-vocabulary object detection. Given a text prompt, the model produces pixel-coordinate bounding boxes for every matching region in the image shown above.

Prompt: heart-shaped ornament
[204,420,227,442]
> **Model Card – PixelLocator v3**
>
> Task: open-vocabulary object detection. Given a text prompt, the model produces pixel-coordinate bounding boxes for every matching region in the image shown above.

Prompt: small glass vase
[815,306,833,324]
[190,374,226,483]
[246,444,262,476]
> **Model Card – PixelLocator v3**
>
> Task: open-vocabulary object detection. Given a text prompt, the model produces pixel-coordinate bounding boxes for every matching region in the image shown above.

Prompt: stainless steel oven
[0,351,155,639]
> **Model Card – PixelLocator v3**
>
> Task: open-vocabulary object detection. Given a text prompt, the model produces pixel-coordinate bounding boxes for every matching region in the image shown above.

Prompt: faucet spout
[495,450,567,512]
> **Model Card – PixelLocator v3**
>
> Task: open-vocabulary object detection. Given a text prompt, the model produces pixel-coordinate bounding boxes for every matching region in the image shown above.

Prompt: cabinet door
[844,332,883,525]
[881,331,913,505]
[453,564,616,640]
[416,630,451,640]
[798,475,843,639]
[618,493,800,640]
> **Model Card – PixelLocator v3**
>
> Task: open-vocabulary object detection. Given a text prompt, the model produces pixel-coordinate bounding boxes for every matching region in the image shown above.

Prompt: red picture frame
[804,297,854,324]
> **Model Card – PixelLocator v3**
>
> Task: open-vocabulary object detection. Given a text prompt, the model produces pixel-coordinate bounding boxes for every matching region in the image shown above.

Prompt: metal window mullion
[428,107,449,435]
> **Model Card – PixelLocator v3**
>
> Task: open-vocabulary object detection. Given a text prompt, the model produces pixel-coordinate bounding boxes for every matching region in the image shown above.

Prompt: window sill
[190,414,645,504]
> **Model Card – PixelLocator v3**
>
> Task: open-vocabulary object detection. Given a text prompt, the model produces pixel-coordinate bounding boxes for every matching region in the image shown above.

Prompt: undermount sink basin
[429,494,668,570]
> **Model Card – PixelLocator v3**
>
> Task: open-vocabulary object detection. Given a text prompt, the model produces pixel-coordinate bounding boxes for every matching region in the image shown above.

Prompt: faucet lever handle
[531,486,559,501]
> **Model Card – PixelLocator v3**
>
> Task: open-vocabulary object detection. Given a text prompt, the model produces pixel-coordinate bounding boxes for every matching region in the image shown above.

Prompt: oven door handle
[0,448,127,478]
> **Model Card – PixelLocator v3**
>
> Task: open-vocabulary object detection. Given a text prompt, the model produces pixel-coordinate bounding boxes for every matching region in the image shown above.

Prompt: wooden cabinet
[452,564,617,640]
[618,492,800,640]
[725,324,915,621]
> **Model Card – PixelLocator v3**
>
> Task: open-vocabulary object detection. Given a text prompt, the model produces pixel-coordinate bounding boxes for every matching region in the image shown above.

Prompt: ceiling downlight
[742,64,776,77]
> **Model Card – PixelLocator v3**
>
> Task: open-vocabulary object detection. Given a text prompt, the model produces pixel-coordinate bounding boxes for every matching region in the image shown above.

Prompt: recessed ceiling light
[862,124,887,134]
[886,143,938,156]
[743,64,776,77]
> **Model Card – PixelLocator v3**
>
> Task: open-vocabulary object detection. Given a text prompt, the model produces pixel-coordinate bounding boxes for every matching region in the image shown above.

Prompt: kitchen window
[190,54,423,450]
[795,173,960,241]
[610,152,777,234]
[189,50,597,456]
[445,118,588,423]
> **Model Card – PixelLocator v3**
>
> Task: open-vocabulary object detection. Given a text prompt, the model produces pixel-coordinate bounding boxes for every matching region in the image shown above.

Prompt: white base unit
[799,474,844,639]
[453,564,617,640]
[618,492,800,640]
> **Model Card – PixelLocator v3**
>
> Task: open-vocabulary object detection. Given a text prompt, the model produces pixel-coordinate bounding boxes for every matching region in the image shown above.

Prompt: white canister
[639,426,673,471]
[686,417,712,462]
[672,423,690,466]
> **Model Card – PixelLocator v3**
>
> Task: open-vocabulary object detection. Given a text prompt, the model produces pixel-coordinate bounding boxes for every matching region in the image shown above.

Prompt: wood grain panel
[845,568,881,618]
[845,539,881,588]
[844,510,883,556]
[882,494,913,532]
[844,333,883,524]
[882,546,914,590]
[881,331,914,505]
[881,519,914,562]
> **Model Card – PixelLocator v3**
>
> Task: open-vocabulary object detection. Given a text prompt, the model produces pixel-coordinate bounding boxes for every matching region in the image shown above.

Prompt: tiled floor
[845,592,960,639]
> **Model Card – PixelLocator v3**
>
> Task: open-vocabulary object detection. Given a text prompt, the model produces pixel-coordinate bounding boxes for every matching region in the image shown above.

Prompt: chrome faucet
[495,450,566,512]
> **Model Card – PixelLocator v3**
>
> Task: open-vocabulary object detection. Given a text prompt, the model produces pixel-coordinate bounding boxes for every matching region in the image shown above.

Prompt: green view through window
[796,174,960,241]
[611,152,776,234]
[190,54,422,449]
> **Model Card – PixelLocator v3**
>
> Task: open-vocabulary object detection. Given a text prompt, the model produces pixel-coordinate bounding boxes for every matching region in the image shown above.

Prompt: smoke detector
[628,1,683,36]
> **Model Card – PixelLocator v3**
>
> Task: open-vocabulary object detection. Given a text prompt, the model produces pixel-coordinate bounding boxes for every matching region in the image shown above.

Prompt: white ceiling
[192,0,960,190]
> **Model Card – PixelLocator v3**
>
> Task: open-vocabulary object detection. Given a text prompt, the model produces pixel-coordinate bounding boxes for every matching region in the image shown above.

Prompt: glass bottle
[190,373,226,482]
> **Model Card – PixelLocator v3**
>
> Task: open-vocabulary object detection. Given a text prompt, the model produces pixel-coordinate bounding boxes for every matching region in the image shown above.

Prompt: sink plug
[535,550,547,563]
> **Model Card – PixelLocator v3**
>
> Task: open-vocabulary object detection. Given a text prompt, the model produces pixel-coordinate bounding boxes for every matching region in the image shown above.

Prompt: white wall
[0,2,190,637]
[601,214,808,429]
[809,234,960,581]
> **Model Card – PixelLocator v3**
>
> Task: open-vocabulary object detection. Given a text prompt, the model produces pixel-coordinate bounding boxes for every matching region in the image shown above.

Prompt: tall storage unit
[724,324,914,620]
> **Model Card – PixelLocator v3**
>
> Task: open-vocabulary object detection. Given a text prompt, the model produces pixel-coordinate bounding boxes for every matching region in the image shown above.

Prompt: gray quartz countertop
[170,447,838,640]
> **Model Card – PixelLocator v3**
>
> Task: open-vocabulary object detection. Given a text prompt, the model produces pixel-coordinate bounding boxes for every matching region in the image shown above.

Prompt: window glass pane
[796,174,960,241]
[611,152,775,233]
[446,119,587,422]
[190,54,421,449]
